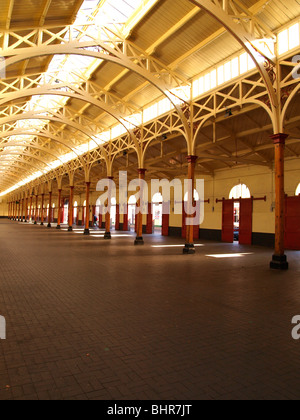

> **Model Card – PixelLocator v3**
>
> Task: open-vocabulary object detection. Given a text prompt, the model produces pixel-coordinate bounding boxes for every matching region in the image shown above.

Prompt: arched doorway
[128,195,136,232]
[95,197,116,229]
[63,200,69,224]
[111,197,117,230]
[74,201,78,225]
[96,197,102,228]
[82,200,86,226]
[229,184,251,243]
[152,192,163,235]
[52,203,55,223]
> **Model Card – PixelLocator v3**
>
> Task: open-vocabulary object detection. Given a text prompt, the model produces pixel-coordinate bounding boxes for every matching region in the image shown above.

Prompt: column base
[34,221,37,225]
[270,254,289,270]
[134,237,144,246]
[56,225,61,230]
[68,226,73,232]
[183,243,196,254]
[47,223,51,228]
[84,228,90,235]
[104,232,111,240]
[24,220,27,223]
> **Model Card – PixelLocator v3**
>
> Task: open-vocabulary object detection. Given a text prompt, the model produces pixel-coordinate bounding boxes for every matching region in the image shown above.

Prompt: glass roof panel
[0,0,152,196]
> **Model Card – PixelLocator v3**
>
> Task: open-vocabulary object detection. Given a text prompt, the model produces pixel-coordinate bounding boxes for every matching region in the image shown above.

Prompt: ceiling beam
[6,0,15,30]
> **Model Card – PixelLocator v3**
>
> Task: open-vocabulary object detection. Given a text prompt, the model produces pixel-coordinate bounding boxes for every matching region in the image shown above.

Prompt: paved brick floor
[1,219,300,400]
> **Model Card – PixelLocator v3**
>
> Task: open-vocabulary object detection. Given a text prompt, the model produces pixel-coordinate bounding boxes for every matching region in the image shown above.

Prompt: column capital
[108,176,114,180]
[186,155,198,164]
[138,168,147,176]
[270,133,288,145]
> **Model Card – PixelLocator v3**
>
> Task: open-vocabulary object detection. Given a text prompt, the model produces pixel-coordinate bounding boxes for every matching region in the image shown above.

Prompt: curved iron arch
[0,111,112,163]
[192,98,275,151]
[188,0,278,126]
[0,128,83,158]
[0,142,64,163]
[281,84,300,128]
[0,151,54,171]
[0,45,191,138]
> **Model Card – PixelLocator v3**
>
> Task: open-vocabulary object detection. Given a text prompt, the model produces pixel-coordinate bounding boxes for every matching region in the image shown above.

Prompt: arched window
[229,184,251,199]
[111,197,117,227]
[152,193,163,231]
[128,195,137,228]
[296,183,300,196]
[152,192,163,203]
[74,201,78,220]
[128,195,137,205]
[184,190,200,201]
[96,197,116,206]
[229,184,251,242]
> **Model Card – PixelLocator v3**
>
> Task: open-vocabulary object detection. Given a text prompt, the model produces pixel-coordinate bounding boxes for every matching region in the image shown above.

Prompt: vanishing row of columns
[7,138,288,268]
[8,161,198,254]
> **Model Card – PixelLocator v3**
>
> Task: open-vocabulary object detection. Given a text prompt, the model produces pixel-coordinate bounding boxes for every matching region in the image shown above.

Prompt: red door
[123,205,129,231]
[115,204,120,230]
[182,202,186,238]
[162,202,170,236]
[82,206,85,227]
[98,205,103,228]
[222,200,234,243]
[193,200,200,240]
[135,204,138,233]
[61,202,64,224]
[146,203,153,234]
[285,196,300,250]
[239,198,253,245]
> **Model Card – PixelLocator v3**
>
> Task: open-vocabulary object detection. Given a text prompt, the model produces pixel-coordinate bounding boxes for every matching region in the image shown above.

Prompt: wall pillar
[47,191,52,228]
[17,201,20,221]
[34,195,38,225]
[135,169,146,246]
[84,182,91,235]
[41,194,44,225]
[104,177,113,239]
[270,133,289,270]
[25,197,28,222]
[29,196,33,223]
[68,186,74,232]
[56,189,62,229]
[183,155,198,254]
[20,199,24,222]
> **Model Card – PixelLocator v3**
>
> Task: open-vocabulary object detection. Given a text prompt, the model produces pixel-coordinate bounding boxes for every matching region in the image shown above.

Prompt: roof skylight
[1,0,151,196]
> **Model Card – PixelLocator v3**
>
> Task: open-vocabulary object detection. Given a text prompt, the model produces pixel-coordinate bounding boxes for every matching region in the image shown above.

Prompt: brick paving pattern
[0,219,300,400]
